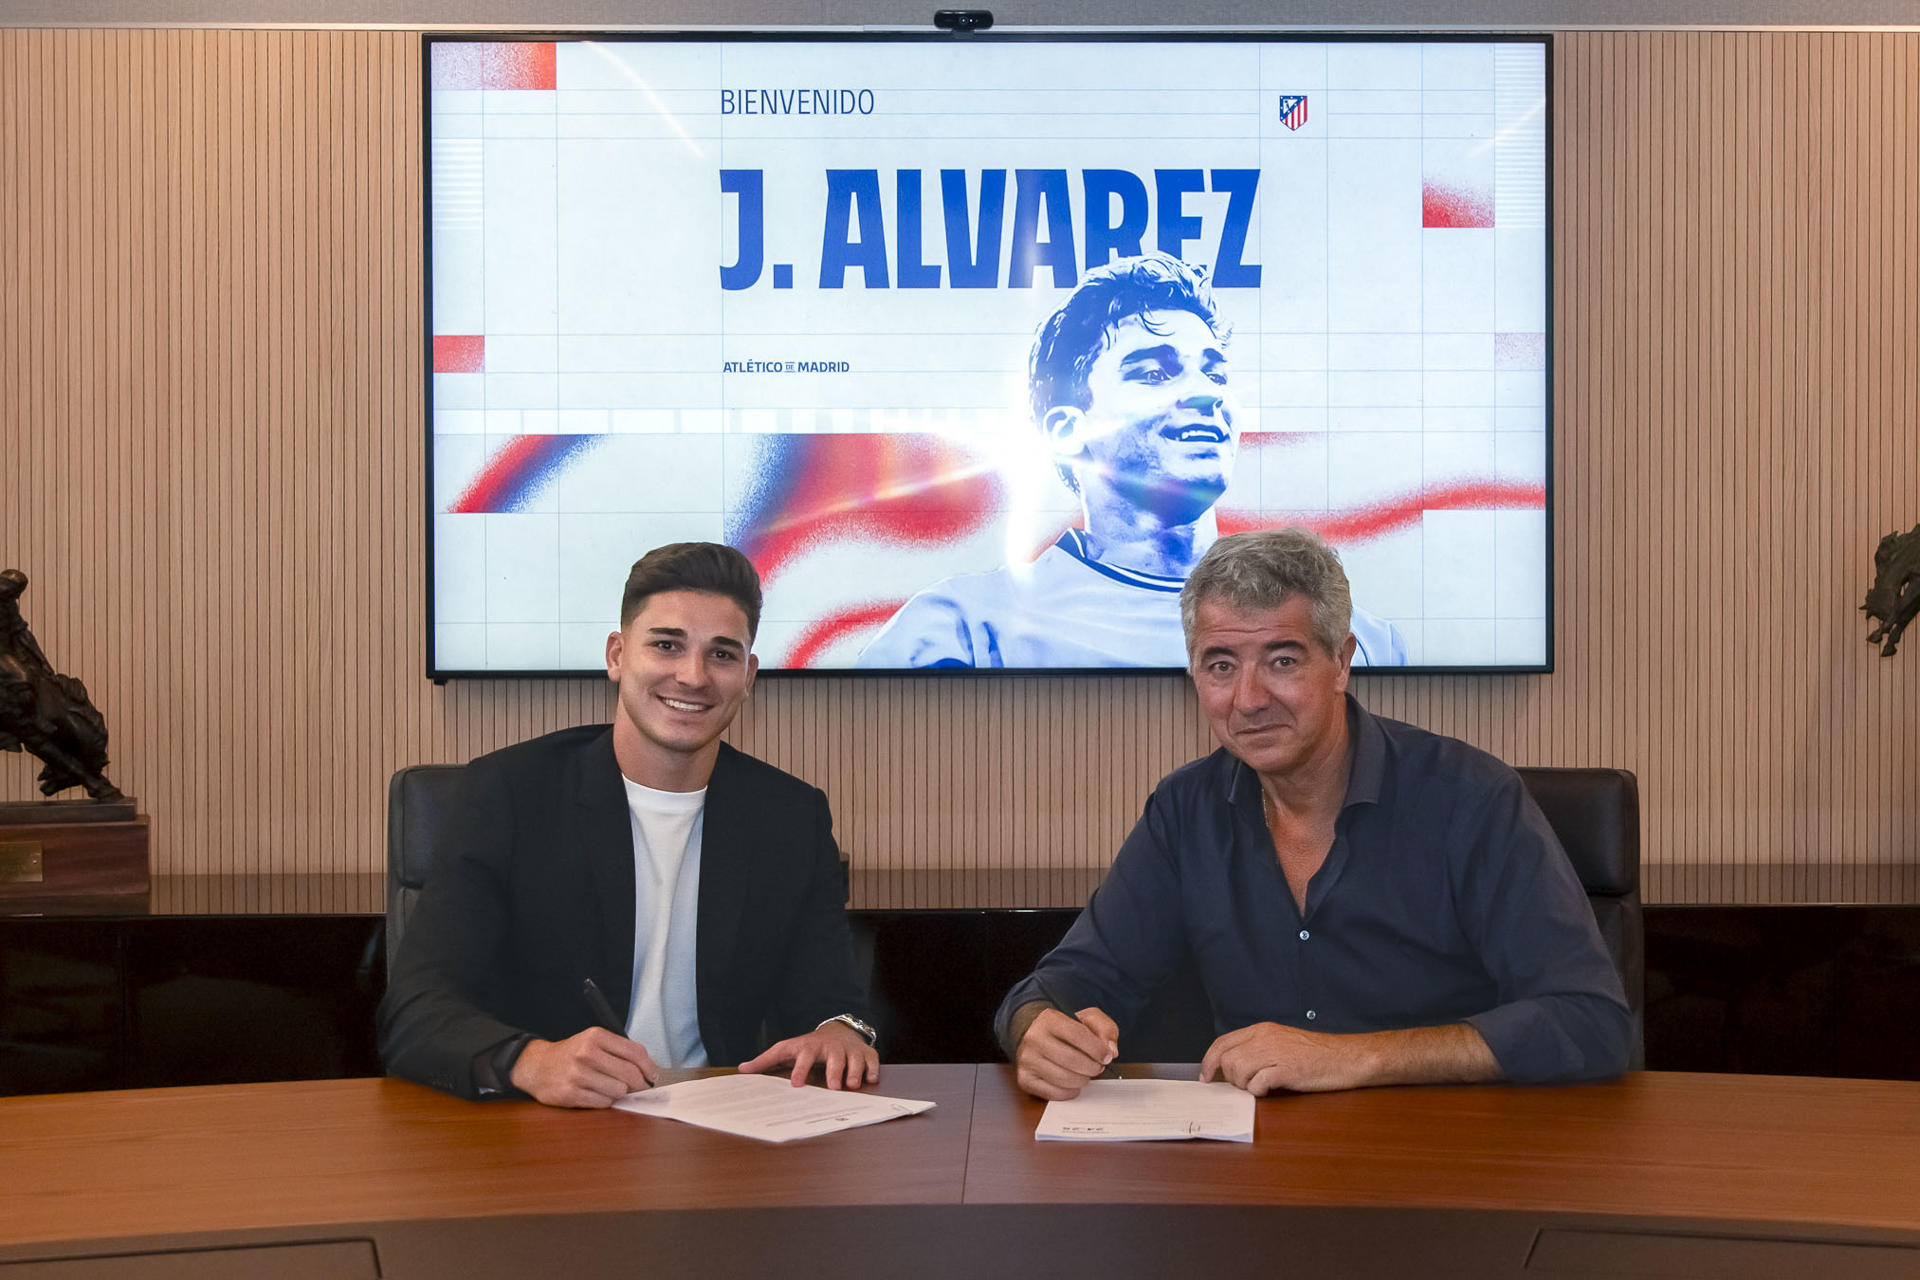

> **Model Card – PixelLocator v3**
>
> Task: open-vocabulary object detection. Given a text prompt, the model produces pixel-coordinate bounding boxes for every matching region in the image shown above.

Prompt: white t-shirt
[621,776,708,1069]
[857,529,1408,669]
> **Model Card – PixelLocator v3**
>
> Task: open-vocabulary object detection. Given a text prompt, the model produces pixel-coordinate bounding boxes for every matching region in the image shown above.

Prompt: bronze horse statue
[0,569,123,800]
[1862,525,1920,658]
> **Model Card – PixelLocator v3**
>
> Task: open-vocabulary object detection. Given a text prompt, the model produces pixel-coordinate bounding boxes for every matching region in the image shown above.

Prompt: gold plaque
[0,841,45,883]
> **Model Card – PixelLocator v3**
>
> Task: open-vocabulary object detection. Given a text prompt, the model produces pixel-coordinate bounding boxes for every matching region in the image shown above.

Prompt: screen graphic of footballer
[858,255,1407,669]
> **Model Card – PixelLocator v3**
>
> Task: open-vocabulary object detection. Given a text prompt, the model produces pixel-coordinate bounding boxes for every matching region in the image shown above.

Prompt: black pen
[582,978,623,1032]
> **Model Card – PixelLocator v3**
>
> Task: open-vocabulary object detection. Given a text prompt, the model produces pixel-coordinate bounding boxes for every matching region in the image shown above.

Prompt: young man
[858,254,1406,669]
[996,528,1629,1097]
[380,543,877,1106]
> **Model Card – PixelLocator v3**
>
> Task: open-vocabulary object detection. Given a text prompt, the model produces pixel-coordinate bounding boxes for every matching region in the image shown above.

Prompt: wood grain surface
[0,815,149,898]
[0,1066,976,1247]
[5,1066,1919,1252]
[965,1065,1920,1230]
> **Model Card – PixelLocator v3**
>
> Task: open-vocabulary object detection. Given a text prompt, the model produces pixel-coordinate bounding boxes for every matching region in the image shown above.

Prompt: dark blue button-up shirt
[994,696,1632,1084]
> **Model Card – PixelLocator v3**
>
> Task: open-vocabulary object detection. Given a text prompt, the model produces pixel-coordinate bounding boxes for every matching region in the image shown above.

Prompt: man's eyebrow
[646,626,746,652]
[1198,631,1305,656]
[1117,342,1179,366]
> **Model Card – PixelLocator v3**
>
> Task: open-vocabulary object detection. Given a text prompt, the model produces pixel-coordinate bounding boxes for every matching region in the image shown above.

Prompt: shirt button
[1305,1009,1318,1021]
[1299,929,1310,941]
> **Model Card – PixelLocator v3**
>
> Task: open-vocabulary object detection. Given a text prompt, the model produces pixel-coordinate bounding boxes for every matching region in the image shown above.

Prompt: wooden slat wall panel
[0,29,1914,904]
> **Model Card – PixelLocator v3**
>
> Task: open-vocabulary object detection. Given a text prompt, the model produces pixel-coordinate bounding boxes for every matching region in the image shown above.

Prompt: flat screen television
[425,32,1551,675]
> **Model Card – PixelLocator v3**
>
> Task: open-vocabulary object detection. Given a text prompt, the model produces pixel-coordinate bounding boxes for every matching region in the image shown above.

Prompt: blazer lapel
[696,742,752,1012]
[572,728,638,1018]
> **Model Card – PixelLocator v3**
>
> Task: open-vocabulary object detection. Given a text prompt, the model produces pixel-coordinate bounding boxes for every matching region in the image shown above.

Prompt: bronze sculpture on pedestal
[1862,526,1920,659]
[0,568,123,801]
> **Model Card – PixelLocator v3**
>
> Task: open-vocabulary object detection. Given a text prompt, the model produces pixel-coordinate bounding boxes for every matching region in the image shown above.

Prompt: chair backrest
[386,763,468,971]
[388,761,1643,1066]
[1514,766,1644,1067]
[384,762,867,997]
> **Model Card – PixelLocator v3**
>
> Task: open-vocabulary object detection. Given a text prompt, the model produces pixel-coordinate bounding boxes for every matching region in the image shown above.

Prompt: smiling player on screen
[858,254,1406,669]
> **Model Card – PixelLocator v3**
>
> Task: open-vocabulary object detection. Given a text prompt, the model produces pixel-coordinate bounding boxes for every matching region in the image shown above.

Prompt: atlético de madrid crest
[1278,95,1309,131]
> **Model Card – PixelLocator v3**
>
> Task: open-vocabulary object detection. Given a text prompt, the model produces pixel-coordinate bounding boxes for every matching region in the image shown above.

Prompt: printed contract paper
[1035,1079,1254,1142]
[614,1073,935,1143]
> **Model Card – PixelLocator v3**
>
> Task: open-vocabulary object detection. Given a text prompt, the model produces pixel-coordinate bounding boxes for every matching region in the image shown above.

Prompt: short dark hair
[619,542,763,639]
[1028,254,1228,493]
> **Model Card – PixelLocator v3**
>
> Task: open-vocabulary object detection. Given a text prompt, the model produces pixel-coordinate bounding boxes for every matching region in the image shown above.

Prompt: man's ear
[1043,405,1090,460]
[605,629,625,681]
[1334,633,1357,692]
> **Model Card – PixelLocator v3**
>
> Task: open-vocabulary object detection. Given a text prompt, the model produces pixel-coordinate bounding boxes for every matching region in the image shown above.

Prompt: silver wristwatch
[816,1013,878,1045]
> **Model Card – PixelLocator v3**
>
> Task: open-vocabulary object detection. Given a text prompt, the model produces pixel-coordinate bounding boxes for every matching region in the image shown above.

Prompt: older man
[995,528,1629,1097]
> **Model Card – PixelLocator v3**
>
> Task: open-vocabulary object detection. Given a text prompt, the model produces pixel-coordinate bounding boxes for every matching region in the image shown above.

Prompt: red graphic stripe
[739,436,1001,582]
[1241,430,1321,446]
[1422,181,1495,229]
[449,435,580,514]
[431,42,558,91]
[782,601,906,669]
[490,42,557,90]
[433,335,484,373]
[1221,480,1545,544]
[780,480,1543,664]
[756,495,994,584]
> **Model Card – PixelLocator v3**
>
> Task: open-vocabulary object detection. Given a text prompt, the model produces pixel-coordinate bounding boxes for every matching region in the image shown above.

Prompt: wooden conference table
[2,1066,1917,1278]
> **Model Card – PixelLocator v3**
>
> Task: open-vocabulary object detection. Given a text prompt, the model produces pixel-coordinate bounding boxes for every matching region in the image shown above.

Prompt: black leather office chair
[1126,767,1646,1066]
[385,763,468,972]
[1516,766,1644,1067]
[384,763,873,1006]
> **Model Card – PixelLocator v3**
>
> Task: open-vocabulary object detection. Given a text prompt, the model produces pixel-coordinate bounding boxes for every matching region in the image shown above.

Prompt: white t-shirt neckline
[620,774,709,1068]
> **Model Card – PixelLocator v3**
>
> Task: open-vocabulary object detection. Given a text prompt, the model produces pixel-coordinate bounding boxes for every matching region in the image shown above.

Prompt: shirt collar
[1055,529,1187,593]
[1342,692,1387,811]
[1223,691,1387,813]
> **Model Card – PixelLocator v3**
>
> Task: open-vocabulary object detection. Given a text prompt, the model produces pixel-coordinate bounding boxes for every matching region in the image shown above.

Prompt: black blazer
[377,726,863,1099]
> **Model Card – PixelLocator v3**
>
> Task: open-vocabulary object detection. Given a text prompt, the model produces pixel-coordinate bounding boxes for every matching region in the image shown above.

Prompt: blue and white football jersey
[857,531,1408,669]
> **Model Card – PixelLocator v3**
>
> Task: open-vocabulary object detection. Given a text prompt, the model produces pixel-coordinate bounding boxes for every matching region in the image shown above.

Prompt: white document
[613,1073,935,1144]
[1035,1079,1255,1143]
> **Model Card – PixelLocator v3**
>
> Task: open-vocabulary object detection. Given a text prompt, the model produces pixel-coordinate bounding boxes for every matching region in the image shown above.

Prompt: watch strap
[815,1013,878,1046]
[473,1032,535,1099]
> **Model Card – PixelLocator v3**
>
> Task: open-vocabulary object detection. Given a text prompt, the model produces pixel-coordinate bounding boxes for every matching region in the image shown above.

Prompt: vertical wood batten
[0,29,1912,904]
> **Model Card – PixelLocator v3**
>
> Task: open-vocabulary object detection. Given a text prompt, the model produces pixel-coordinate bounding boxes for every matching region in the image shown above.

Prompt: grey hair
[1180,528,1353,659]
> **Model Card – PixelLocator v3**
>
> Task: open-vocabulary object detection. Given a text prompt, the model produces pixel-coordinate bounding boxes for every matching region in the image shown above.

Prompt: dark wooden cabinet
[3,876,1917,1094]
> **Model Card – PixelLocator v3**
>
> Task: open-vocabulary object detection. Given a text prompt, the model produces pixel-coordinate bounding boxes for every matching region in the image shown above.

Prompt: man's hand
[739,1020,879,1090]
[1199,1021,1501,1095]
[1199,1022,1373,1095]
[509,1027,660,1108]
[1014,1005,1119,1100]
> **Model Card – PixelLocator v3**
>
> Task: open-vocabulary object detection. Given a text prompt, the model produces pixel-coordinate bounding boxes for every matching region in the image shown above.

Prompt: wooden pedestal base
[0,816,150,898]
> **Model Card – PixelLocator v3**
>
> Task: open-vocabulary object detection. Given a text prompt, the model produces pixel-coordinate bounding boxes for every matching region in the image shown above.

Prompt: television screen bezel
[421,29,1554,681]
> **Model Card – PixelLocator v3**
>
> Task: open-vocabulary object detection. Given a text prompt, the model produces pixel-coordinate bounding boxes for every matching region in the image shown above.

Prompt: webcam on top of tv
[934,10,994,31]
